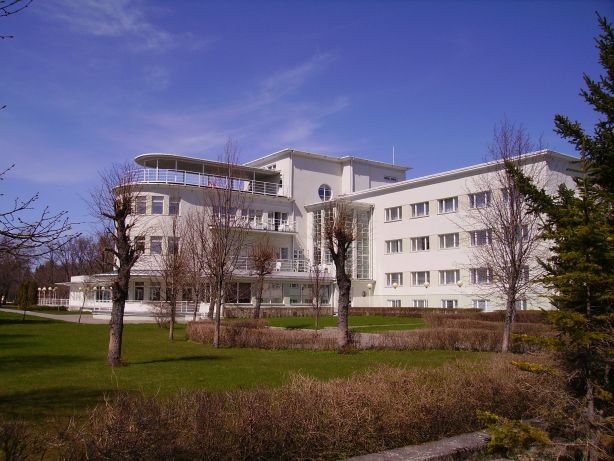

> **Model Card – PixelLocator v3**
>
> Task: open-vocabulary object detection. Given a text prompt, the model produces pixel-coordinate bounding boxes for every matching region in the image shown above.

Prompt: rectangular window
[410,236,430,252]
[135,196,147,215]
[439,233,459,249]
[134,236,145,253]
[152,196,164,214]
[411,271,430,286]
[470,268,492,284]
[387,299,401,307]
[385,206,402,222]
[520,265,530,282]
[385,239,403,254]
[150,236,163,255]
[410,201,429,218]
[149,282,161,301]
[439,269,460,285]
[169,198,180,215]
[386,272,403,287]
[323,248,333,264]
[413,299,427,308]
[438,196,458,214]
[472,299,489,310]
[134,282,144,301]
[469,191,491,209]
[470,229,492,246]
[228,282,252,304]
[516,299,528,310]
[441,299,458,309]
[167,237,179,255]
[278,247,289,260]
[521,225,529,241]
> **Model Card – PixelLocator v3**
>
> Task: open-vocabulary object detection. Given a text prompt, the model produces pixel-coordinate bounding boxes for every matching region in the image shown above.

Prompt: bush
[187,321,338,349]
[47,355,561,460]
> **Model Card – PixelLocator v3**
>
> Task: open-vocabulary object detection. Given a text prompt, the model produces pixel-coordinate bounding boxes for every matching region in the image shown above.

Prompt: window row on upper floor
[385,298,529,310]
[384,266,530,287]
[135,195,180,216]
[384,226,529,254]
[383,190,504,222]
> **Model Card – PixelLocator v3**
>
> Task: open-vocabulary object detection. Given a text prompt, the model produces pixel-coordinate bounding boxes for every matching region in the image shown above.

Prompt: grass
[0,312,482,424]
[266,314,425,332]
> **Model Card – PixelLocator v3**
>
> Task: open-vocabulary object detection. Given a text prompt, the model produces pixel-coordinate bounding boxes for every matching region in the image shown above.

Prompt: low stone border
[346,430,489,461]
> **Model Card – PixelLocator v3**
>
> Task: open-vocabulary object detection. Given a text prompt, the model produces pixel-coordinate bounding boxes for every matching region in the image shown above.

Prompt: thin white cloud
[41,0,193,52]
[110,54,350,157]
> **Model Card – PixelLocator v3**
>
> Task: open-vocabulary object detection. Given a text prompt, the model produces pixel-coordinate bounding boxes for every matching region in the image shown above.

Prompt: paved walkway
[0,308,155,324]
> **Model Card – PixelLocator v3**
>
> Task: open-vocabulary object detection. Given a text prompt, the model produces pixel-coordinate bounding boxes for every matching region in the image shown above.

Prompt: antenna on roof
[392,146,395,165]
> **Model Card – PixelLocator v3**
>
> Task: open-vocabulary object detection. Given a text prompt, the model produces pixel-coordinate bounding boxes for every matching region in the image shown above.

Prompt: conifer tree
[507,14,613,433]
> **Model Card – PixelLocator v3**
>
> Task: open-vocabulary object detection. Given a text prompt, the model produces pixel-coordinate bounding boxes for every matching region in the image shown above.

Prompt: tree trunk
[108,268,129,367]
[208,291,216,319]
[253,277,263,319]
[213,280,223,348]
[168,300,176,341]
[501,295,516,353]
[192,290,200,322]
[337,273,352,349]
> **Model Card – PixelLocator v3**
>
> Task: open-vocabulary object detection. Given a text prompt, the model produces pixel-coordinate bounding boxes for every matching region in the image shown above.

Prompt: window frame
[151,196,164,215]
[410,236,430,252]
[439,269,460,285]
[385,272,403,287]
[438,196,458,214]
[410,271,430,286]
[384,206,402,222]
[410,201,429,218]
[469,191,492,209]
[385,239,403,254]
[439,232,459,249]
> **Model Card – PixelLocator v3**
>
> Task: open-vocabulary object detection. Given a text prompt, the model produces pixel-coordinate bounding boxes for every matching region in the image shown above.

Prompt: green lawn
[266,315,425,332]
[0,311,481,423]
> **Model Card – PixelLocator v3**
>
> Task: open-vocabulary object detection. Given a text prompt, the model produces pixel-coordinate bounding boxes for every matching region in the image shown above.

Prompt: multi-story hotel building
[67,148,576,317]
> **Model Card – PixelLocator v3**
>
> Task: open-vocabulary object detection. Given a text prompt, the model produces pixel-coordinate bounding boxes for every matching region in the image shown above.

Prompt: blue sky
[1,0,612,233]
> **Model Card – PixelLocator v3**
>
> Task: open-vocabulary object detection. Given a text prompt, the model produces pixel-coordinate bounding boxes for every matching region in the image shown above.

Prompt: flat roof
[135,153,280,178]
[340,150,578,200]
[245,148,411,172]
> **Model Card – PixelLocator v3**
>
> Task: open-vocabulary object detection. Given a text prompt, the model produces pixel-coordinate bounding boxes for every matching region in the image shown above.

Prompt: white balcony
[132,168,287,198]
[234,256,311,273]
[244,219,296,233]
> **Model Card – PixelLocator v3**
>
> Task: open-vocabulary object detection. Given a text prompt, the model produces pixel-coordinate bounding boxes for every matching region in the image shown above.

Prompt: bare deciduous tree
[0,165,77,258]
[194,140,250,347]
[323,200,355,348]
[468,120,547,352]
[91,163,144,366]
[250,234,276,319]
[182,213,207,322]
[154,214,186,341]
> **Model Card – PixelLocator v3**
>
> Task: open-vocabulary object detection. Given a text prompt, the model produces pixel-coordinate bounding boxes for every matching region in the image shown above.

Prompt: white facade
[67,148,576,317]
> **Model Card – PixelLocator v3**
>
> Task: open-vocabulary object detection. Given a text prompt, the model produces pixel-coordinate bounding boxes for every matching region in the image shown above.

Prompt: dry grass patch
[48,355,560,460]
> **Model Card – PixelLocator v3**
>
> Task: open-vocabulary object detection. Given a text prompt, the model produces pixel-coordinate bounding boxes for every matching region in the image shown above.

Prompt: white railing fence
[37,298,70,307]
[133,168,285,198]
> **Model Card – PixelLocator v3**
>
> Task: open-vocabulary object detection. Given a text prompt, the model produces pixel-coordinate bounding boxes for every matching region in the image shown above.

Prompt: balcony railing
[234,257,311,273]
[132,168,286,198]
[244,219,296,233]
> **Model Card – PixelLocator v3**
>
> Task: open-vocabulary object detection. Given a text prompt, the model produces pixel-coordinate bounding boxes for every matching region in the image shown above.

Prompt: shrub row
[42,356,560,460]
[224,306,334,318]
[187,321,339,349]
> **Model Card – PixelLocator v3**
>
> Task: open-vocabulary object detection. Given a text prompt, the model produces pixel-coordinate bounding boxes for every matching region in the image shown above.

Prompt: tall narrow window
[150,236,163,255]
[134,236,145,253]
[134,282,144,301]
[135,196,147,215]
[152,196,164,214]
[169,198,180,215]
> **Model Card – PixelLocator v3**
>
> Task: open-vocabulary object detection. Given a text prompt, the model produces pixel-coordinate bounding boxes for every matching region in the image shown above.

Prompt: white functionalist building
[66,148,576,318]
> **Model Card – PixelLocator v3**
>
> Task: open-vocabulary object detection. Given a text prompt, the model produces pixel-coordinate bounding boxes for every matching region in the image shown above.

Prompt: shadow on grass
[0,333,36,347]
[0,354,95,372]
[0,386,117,422]
[0,316,58,325]
[132,355,227,365]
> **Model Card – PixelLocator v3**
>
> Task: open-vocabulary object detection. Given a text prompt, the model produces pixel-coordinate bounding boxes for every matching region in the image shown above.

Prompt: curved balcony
[132,168,287,198]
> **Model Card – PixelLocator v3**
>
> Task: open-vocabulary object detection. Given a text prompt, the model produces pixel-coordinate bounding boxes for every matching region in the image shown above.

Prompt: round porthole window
[318,184,332,201]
